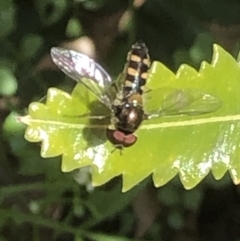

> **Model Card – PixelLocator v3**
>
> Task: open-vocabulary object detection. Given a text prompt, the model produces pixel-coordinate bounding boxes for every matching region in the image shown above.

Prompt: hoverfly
[50,41,221,150]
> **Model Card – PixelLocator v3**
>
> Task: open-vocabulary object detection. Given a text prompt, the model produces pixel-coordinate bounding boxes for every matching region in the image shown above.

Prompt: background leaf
[0,67,17,96]
[35,0,67,25]
[66,18,83,38]
[0,0,16,38]
[20,44,240,192]
[19,34,44,60]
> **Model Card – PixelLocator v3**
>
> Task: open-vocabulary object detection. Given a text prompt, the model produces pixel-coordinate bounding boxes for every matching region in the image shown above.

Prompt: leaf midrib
[145,114,240,129]
[20,114,240,130]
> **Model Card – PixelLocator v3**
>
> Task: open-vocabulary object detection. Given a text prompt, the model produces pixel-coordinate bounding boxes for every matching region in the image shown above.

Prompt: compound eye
[113,131,137,147]
[106,129,122,146]
[113,131,125,142]
[106,129,137,148]
[123,134,137,146]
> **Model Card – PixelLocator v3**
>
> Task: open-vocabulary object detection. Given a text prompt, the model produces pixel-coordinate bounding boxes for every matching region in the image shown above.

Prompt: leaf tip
[17,115,31,125]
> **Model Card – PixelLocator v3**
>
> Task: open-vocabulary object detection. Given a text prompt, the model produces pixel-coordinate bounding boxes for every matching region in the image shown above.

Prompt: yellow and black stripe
[123,41,150,96]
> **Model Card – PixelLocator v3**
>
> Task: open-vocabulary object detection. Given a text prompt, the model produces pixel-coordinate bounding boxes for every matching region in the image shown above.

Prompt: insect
[106,41,151,148]
[50,41,222,150]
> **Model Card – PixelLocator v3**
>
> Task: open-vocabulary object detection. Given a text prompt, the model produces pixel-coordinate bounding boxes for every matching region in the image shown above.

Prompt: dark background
[1,0,240,240]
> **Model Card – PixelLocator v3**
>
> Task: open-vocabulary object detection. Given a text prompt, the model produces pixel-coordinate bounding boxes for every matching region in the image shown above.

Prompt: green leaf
[3,112,24,137]
[3,112,48,176]
[20,44,240,192]
[81,0,108,11]
[183,188,203,210]
[0,67,17,96]
[0,58,16,72]
[84,183,142,227]
[86,233,133,241]
[20,34,44,60]
[35,0,67,25]
[173,32,214,69]
[167,210,184,230]
[0,0,16,38]
[66,18,83,38]
[189,32,214,65]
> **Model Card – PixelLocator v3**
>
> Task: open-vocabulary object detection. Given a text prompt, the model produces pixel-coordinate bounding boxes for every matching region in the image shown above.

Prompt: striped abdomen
[123,41,150,97]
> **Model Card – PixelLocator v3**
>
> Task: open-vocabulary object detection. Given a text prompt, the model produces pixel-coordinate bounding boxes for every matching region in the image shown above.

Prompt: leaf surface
[20,44,240,192]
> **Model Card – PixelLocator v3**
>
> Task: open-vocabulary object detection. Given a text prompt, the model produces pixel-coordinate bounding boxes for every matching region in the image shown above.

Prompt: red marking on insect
[106,129,137,149]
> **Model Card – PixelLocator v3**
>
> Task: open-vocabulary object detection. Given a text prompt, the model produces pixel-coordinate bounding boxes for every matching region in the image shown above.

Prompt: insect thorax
[112,96,144,134]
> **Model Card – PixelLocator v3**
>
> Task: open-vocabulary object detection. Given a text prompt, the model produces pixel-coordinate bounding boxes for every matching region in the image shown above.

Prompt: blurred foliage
[1,0,240,241]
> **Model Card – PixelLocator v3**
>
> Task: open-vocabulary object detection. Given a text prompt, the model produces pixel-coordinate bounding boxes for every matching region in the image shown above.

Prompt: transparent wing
[51,47,114,109]
[144,88,222,119]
